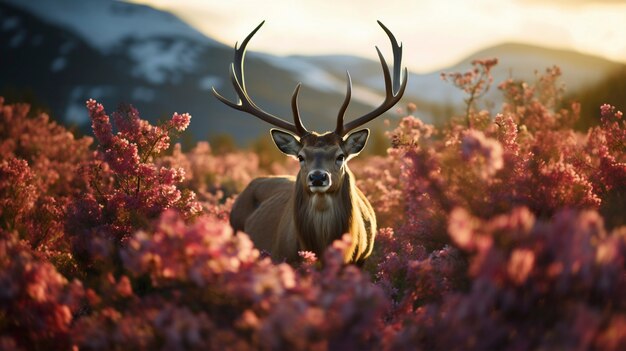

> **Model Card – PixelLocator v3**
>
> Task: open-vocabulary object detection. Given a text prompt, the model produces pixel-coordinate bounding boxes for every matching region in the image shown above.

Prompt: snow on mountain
[295,54,464,113]
[3,0,216,52]
[259,53,340,93]
[4,0,224,85]
[258,53,387,108]
[128,38,206,84]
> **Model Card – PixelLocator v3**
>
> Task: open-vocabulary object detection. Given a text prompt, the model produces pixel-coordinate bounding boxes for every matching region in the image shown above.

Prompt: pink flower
[170,112,191,132]
[507,248,535,285]
[115,276,133,297]
[448,207,475,250]
[298,250,318,264]
[600,103,619,119]
[86,99,113,146]
[461,129,504,178]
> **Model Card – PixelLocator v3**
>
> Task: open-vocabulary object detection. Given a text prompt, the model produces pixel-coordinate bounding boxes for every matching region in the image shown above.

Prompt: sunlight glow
[127,0,626,72]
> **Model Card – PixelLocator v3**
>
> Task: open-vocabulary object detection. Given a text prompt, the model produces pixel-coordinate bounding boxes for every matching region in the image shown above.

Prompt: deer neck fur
[294,169,354,257]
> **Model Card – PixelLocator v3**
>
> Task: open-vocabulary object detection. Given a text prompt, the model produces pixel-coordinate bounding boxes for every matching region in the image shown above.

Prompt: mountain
[0,0,394,144]
[456,43,622,90]
[298,43,624,122]
[2,0,623,145]
[294,54,461,122]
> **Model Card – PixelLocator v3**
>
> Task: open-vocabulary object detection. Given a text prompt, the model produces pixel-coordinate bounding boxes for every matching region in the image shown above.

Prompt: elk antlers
[212,21,308,136]
[336,21,408,135]
[212,21,408,138]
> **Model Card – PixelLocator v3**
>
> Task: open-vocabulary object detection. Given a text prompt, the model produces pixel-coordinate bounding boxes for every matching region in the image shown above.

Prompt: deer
[212,21,407,265]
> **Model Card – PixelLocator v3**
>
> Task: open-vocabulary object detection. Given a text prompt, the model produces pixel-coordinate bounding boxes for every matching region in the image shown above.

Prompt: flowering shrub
[363,62,625,343]
[0,231,84,351]
[0,98,92,253]
[387,208,626,351]
[65,100,201,272]
[441,58,498,126]
[0,56,625,350]
[70,212,387,350]
[159,141,260,217]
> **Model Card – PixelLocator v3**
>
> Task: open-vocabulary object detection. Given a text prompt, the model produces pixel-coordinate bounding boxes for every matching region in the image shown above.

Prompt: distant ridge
[450,42,623,92]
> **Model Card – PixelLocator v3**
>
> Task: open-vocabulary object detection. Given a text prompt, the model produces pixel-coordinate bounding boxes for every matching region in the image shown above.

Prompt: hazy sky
[129,0,626,73]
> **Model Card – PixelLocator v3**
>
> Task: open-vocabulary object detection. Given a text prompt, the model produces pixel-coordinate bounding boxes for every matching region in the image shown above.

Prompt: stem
[136,128,171,196]
[465,95,475,128]
[32,223,51,250]
[140,126,173,164]
[465,70,490,128]
[91,164,105,200]
[136,175,141,196]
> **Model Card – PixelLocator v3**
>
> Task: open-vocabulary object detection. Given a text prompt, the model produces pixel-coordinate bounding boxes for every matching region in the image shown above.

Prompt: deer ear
[271,129,301,157]
[344,128,369,159]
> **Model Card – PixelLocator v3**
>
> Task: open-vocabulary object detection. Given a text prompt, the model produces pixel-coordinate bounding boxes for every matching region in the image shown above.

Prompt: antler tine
[291,83,308,136]
[212,21,308,136]
[338,21,408,136]
[335,71,352,135]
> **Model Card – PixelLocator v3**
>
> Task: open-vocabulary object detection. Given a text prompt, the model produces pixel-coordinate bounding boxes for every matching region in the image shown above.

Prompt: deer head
[212,21,407,195]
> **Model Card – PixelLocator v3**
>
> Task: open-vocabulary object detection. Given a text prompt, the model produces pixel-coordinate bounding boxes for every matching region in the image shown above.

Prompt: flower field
[0,60,625,350]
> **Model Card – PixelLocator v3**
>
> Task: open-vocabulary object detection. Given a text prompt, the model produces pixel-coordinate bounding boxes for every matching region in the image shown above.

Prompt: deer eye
[336,154,345,165]
[297,155,305,163]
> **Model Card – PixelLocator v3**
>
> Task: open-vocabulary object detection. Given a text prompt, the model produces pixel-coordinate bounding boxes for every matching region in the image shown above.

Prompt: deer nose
[308,171,330,187]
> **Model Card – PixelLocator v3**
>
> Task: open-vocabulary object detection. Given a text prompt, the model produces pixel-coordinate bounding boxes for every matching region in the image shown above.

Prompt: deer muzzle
[308,170,331,192]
